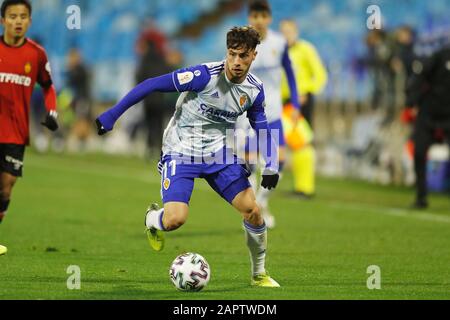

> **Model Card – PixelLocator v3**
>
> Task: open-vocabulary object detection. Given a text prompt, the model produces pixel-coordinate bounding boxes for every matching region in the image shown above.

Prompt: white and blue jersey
[163,61,265,157]
[250,29,294,123]
[96,61,277,205]
[235,29,300,154]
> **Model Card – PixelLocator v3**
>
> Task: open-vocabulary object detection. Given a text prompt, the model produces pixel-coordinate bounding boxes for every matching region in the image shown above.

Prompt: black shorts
[0,144,26,177]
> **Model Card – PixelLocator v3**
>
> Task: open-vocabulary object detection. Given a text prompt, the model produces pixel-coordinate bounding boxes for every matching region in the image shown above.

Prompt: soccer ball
[169,253,211,292]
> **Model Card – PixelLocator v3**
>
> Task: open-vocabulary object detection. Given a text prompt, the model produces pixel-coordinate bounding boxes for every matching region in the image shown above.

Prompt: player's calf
[0,174,17,223]
[232,188,261,221]
[146,202,189,232]
[242,203,263,227]
[0,200,10,224]
[161,202,189,231]
[145,202,189,252]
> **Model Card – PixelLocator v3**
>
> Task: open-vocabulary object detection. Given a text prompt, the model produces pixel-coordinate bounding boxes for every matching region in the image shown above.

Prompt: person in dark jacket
[135,33,174,154]
[405,45,450,209]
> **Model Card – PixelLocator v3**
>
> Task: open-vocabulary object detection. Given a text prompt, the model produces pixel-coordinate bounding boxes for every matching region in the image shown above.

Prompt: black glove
[261,168,280,190]
[41,111,59,132]
[95,119,108,136]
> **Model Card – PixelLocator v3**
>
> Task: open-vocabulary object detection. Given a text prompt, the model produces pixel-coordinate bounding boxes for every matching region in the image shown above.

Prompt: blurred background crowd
[26,0,450,193]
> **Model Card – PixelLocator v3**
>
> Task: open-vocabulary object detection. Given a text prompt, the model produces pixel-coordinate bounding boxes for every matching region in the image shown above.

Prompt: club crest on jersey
[240,95,248,107]
[163,178,171,191]
[240,94,251,109]
[24,62,32,74]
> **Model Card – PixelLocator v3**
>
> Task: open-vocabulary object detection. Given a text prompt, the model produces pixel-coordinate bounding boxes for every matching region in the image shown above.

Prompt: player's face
[280,21,298,47]
[226,47,257,83]
[248,11,272,38]
[1,5,31,40]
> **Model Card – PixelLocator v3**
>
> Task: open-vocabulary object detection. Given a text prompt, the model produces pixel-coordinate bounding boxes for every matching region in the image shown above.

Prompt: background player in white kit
[240,0,301,229]
[96,26,281,287]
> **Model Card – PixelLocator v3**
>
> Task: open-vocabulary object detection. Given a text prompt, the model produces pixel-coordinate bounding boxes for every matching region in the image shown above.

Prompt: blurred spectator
[405,45,450,209]
[392,25,417,79]
[279,19,327,199]
[364,29,396,121]
[134,22,180,155]
[66,48,92,151]
[30,86,49,152]
[280,19,328,128]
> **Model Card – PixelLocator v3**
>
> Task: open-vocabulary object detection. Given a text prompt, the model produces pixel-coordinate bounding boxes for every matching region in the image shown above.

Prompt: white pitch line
[329,201,450,224]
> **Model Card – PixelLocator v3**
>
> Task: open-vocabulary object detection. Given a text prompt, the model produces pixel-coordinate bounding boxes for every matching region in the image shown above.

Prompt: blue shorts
[159,153,251,205]
[245,119,285,153]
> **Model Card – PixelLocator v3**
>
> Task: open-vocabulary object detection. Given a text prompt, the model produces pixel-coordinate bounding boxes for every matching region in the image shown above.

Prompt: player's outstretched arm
[247,90,280,190]
[96,73,177,135]
[96,65,210,135]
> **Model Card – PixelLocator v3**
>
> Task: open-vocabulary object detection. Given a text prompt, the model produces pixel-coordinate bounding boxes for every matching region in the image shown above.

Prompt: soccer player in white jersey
[96,27,281,287]
[242,0,301,229]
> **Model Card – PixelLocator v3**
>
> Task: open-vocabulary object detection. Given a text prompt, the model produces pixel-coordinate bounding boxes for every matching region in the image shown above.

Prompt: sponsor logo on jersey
[194,70,202,77]
[24,62,32,74]
[0,73,32,87]
[198,104,241,121]
[211,92,220,99]
[163,178,171,190]
[177,71,194,85]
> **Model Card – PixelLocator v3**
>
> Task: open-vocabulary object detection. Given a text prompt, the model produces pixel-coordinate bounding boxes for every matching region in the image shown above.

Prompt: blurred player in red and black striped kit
[0,0,59,252]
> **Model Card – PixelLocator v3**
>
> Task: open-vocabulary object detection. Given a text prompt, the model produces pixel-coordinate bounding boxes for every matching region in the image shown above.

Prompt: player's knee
[163,210,188,231]
[243,203,263,226]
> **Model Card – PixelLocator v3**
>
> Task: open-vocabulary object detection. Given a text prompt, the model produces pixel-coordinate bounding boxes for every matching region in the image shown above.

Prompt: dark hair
[248,0,271,15]
[227,26,261,51]
[1,0,32,18]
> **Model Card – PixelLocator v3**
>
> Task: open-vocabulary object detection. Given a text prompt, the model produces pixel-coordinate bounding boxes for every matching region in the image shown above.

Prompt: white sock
[244,221,267,276]
[146,208,165,231]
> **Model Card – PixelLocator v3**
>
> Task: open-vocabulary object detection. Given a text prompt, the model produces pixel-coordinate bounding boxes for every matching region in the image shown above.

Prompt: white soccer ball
[169,252,211,292]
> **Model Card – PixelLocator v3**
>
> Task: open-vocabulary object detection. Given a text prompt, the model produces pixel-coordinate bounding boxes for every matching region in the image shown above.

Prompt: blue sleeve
[247,89,279,172]
[97,65,211,132]
[282,45,301,110]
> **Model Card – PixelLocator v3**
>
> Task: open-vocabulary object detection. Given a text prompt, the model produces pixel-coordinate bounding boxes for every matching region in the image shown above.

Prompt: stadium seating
[28,0,450,102]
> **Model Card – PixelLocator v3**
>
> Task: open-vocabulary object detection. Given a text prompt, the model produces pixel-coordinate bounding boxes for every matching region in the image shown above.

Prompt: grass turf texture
[0,151,449,300]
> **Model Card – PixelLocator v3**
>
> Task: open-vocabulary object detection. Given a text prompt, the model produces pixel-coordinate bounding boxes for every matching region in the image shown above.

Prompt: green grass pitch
[0,151,449,300]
